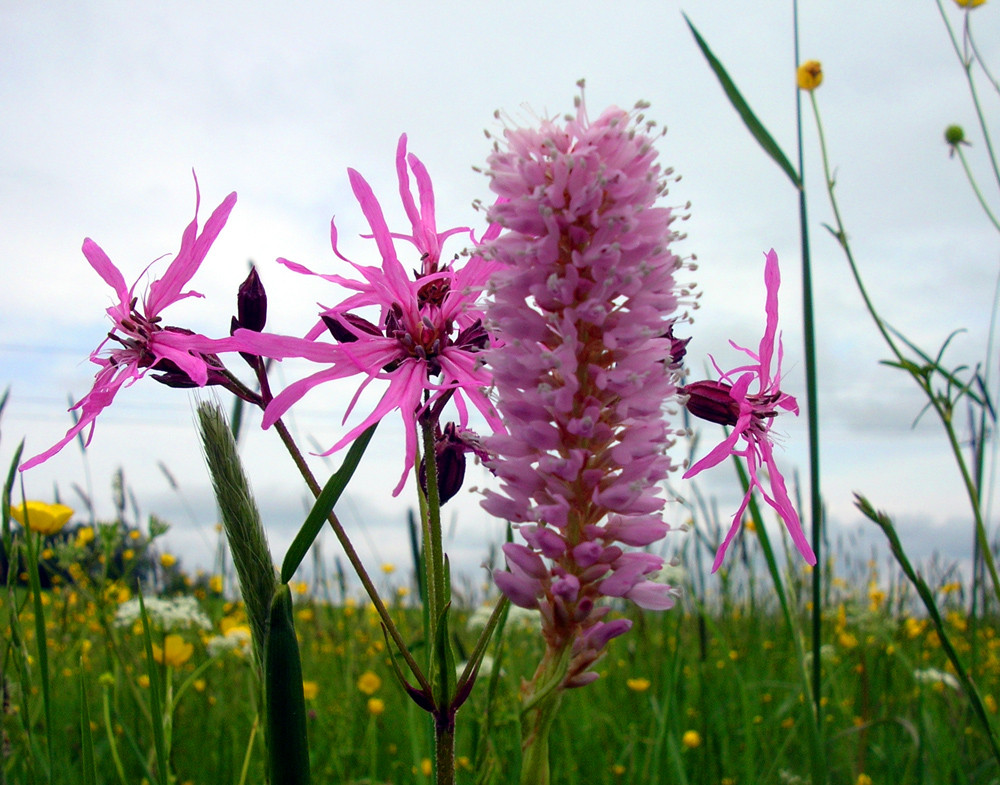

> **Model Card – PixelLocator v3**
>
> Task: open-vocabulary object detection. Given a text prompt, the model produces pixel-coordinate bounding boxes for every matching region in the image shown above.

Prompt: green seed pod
[945,125,966,146]
[265,584,311,785]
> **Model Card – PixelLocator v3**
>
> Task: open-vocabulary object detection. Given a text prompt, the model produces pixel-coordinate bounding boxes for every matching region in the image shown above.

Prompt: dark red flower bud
[418,423,470,505]
[661,323,690,366]
[681,380,740,427]
[322,312,383,344]
[236,266,267,332]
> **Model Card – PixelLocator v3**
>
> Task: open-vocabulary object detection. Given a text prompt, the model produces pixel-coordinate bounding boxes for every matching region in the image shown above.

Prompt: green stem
[22,520,54,782]
[809,91,1000,611]
[269,416,431,696]
[936,0,1000,197]
[956,145,1000,234]
[792,2,824,751]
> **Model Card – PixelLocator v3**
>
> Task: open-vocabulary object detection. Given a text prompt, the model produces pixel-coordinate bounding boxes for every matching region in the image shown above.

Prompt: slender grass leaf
[280,422,377,583]
[685,15,802,189]
[137,590,170,785]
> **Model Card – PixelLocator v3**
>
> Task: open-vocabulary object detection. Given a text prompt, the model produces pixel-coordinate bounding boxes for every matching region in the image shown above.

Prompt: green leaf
[280,422,377,583]
[264,584,312,785]
[685,15,802,189]
[79,670,98,785]
[137,590,170,785]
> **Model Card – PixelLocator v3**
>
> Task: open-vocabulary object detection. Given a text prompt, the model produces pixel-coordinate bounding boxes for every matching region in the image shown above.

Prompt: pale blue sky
[2,1,998,580]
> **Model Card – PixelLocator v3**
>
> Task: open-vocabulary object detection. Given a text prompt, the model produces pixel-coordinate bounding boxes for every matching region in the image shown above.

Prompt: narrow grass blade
[684,15,802,189]
[265,584,312,785]
[79,669,98,785]
[137,590,170,785]
[280,422,377,584]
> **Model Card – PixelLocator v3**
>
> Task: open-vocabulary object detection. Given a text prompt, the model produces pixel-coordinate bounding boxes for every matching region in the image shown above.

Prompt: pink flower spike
[20,182,237,471]
[681,249,815,571]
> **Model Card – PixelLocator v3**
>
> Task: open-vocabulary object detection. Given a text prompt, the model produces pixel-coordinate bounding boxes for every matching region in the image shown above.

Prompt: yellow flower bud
[797,60,823,91]
[953,0,986,7]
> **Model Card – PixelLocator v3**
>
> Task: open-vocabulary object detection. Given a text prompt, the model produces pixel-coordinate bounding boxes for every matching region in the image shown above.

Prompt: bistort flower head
[681,249,815,572]
[20,179,237,471]
[481,89,686,684]
[230,135,504,494]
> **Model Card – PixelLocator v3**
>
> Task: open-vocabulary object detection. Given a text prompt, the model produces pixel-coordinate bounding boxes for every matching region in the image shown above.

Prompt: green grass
[2,537,997,785]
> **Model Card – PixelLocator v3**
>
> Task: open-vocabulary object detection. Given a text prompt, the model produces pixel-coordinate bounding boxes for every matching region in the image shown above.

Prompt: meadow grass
[2,513,997,785]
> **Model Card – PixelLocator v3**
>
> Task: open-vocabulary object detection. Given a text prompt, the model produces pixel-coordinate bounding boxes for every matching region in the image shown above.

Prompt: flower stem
[269,415,431,695]
[808,90,1000,610]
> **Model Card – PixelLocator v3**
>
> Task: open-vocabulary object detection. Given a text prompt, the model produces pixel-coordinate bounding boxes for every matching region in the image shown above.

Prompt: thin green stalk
[856,493,1000,766]
[21,518,54,782]
[792,0,825,747]
[954,145,1000,234]
[808,91,1000,610]
[269,415,431,696]
[101,685,129,785]
[936,0,1000,196]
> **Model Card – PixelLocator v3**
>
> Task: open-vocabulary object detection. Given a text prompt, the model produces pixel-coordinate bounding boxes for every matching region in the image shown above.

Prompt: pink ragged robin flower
[230,135,504,494]
[681,249,815,571]
[20,180,237,471]
[481,92,686,685]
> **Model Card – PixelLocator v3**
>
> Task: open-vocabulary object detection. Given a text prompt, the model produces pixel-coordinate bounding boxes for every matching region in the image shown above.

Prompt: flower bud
[945,124,967,146]
[418,423,469,505]
[681,380,740,426]
[236,267,267,332]
[796,60,823,91]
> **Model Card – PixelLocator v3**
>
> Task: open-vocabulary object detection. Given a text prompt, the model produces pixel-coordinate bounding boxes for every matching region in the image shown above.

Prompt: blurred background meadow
[2,1,999,783]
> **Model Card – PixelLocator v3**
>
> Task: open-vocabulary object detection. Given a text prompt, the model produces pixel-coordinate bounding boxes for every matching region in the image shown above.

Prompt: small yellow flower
[209,575,223,594]
[856,775,873,785]
[302,681,319,701]
[420,758,433,776]
[381,563,396,575]
[76,527,95,546]
[953,0,986,7]
[138,674,151,689]
[292,581,309,595]
[611,763,627,776]
[11,501,74,535]
[122,549,135,561]
[152,634,194,667]
[797,60,823,91]
[357,671,382,696]
[160,553,177,569]
[626,677,651,692]
[985,694,998,714]
[128,529,141,541]
[367,697,385,715]
[193,679,206,693]
[681,729,702,749]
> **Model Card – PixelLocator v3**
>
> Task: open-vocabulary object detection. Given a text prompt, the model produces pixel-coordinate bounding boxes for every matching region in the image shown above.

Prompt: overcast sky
[2,1,998,586]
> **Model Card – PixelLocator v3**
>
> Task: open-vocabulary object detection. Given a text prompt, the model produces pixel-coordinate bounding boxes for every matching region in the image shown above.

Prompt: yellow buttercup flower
[681,729,702,749]
[76,526,95,546]
[302,680,319,701]
[209,575,223,594]
[160,553,177,569]
[953,0,986,7]
[367,697,385,715]
[11,501,74,535]
[626,677,651,692]
[152,634,194,667]
[356,670,382,695]
[797,60,823,91]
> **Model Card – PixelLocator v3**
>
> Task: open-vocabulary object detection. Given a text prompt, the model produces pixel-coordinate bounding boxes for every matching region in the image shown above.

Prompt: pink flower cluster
[481,95,684,671]
[230,135,504,494]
